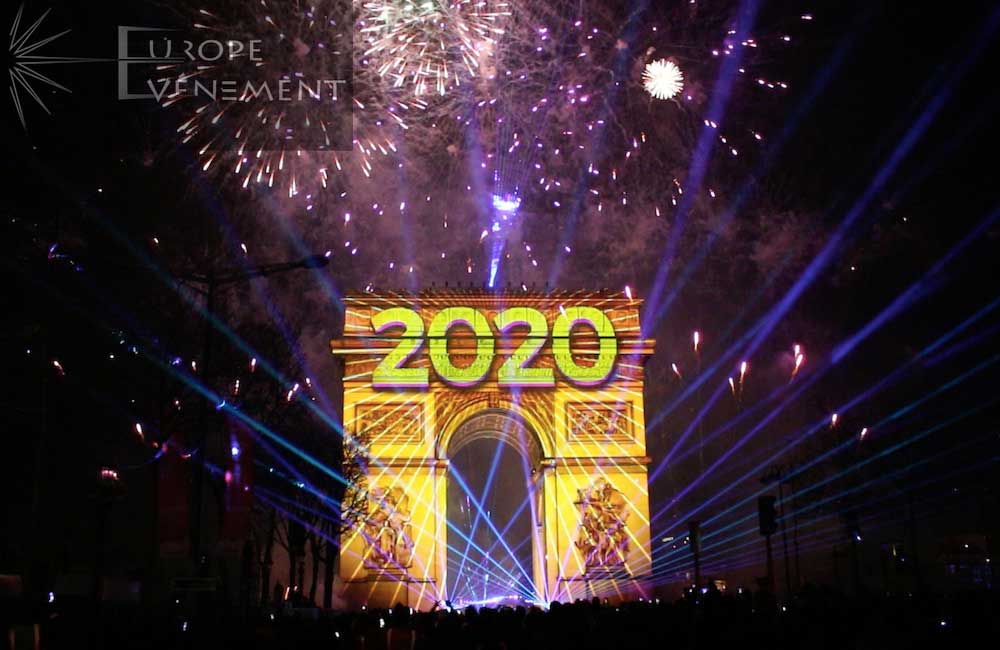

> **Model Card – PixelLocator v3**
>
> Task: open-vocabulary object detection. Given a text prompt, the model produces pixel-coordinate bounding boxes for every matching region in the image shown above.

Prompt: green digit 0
[428,307,495,387]
[552,307,618,386]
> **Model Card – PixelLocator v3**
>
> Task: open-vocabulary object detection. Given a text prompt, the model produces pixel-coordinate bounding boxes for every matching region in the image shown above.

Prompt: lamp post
[177,253,330,570]
[761,464,794,599]
[89,466,125,648]
[688,520,702,595]
[94,468,125,601]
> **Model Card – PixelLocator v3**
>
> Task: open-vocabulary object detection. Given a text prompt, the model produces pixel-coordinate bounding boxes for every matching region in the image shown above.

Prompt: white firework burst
[642,58,684,100]
[358,0,511,97]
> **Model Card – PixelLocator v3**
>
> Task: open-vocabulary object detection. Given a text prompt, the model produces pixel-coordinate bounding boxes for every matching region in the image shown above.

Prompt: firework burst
[357,0,512,97]
[153,0,810,283]
[415,0,810,282]
[642,58,684,100]
[160,0,411,197]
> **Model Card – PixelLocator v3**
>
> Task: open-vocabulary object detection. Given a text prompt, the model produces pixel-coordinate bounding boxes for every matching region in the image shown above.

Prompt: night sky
[3,0,1000,594]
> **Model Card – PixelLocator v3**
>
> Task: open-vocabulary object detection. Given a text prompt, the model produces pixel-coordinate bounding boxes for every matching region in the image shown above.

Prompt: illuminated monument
[331,290,654,609]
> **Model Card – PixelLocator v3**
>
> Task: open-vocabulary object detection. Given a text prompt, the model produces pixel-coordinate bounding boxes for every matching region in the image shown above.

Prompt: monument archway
[331,290,655,610]
[440,409,545,603]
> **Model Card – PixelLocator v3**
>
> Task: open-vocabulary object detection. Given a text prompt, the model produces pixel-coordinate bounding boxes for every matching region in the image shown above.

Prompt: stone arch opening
[440,409,546,604]
[442,409,545,466]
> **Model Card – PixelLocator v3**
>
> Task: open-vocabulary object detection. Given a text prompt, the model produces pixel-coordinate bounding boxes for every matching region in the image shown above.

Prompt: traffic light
[758,495,778,536]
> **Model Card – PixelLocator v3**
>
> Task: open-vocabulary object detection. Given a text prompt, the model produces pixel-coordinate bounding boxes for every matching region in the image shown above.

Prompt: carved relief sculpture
[575,478,630,569]
[357,405,423,444]
[567,403,633,443]
[362,486,414,571]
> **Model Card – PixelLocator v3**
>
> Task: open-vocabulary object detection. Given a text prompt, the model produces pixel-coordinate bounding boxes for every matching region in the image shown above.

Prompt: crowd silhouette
[19,582,998,650]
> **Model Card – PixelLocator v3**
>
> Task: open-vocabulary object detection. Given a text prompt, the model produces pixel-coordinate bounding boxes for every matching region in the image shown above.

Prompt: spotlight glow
[492,194,522,213]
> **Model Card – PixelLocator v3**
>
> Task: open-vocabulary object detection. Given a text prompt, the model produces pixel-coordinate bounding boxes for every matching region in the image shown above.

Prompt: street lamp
[761,464,794,599]
[98,467,123,491]
[95,467,125,606]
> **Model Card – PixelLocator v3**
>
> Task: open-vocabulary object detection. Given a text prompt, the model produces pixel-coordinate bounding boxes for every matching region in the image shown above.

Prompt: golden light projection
[330,290,655,609]
[575,479,630,569]
[362,486,414,571]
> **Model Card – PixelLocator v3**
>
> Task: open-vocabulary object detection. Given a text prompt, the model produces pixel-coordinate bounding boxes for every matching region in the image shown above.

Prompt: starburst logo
[7,3,97,130]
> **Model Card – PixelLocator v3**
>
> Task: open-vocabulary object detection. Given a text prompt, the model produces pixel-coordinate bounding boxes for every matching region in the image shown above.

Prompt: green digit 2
[371,307,429,388]
[495,307,554,387]
[428,307,495,387]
